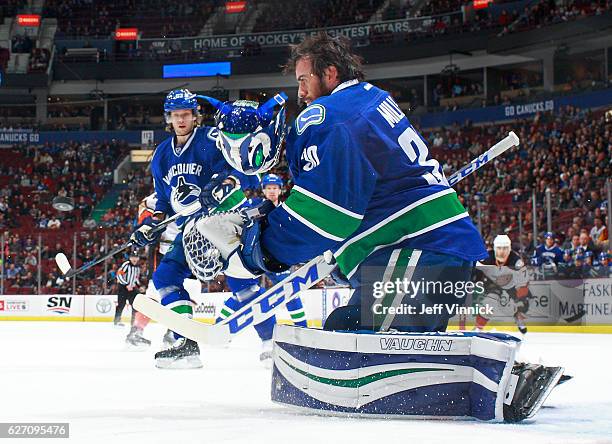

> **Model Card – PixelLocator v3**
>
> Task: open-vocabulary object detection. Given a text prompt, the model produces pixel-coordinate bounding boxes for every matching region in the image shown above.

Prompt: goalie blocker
[271,326,563,422]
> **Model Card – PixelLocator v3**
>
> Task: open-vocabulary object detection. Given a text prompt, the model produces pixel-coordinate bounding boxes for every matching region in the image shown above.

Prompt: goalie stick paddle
[135,132,520,345]
[55,200,202,279]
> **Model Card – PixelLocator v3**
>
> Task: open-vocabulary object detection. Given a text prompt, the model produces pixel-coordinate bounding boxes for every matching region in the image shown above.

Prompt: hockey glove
[240,217,289,276]
[194,200,287,278]
[200,173,244,213]
[130,216,163,247]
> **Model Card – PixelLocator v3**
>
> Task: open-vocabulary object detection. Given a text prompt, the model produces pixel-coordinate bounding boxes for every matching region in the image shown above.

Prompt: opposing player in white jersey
[473,234,531,334]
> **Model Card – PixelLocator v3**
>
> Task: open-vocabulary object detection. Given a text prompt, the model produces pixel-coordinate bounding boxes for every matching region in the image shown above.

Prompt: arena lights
[16,14,41,26]
[225,1,247,13]
[114,28,139,40]
[473,0,492,9]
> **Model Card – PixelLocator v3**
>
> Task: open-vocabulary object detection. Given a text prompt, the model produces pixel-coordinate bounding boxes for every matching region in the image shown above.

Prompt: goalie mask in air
[199,93,288,175]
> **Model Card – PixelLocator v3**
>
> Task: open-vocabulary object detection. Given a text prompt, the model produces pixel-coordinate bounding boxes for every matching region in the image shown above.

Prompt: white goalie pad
[271,326,521,421]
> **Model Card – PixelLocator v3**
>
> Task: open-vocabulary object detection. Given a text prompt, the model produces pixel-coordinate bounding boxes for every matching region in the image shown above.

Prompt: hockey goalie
[148,34,566,422]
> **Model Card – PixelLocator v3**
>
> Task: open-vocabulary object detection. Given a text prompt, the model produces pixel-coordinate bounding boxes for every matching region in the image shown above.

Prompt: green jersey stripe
[282,204,344,241]
[335,190,467,277]
[291,185,364,219]
[284,188,363,239]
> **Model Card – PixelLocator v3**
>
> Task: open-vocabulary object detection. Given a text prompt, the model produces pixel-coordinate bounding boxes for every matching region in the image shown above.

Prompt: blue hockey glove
[200,173,243,213]
[240,214,289,275]
[130,216,163,247]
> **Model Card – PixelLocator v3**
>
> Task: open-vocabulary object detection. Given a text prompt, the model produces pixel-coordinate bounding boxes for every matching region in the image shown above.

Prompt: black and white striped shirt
[117,261,140,287]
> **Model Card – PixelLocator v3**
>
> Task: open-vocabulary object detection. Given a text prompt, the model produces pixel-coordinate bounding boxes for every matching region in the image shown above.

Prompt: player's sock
[216,297,238,323]
[286,299,308,327]
[133,311,150,330]
[474,314,488,330]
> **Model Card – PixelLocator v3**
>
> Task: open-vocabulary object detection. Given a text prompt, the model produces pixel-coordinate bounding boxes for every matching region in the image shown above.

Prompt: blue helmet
[544,231,554,240]
[599,252,609,261]
[164,88,198,115]
[262,173,283,188]
[199,93,288,175]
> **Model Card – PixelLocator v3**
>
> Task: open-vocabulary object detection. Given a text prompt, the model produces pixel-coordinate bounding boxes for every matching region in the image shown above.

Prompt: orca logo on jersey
[301,145,320,171]
[295,105,325,135]
[170,176,202,214]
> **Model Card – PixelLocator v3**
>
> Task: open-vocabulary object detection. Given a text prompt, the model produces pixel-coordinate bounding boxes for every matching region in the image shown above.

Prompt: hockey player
[188,34,564,423]
[258,174,308,330]
[201,34,487,334]
[215,173,308,367]
[126,192,198,349]
[130,89,242,368]
[473,235,531,334]
[131,89,286,369]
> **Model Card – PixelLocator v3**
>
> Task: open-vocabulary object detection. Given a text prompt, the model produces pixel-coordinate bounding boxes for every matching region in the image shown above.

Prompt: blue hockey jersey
[261,80,487,278]
[151,126,247,226]
[533,244,564,265]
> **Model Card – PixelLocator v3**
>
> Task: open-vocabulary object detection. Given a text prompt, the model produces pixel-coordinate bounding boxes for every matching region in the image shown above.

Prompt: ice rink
[1,321,611,444]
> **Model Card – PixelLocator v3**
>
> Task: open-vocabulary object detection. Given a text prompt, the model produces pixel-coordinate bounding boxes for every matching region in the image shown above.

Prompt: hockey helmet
[261,173,284,189]
[493,234,511,250]
[164,89,199,123]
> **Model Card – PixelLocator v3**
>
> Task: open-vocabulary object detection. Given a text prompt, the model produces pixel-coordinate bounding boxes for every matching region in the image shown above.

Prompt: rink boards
[0,277,611,332]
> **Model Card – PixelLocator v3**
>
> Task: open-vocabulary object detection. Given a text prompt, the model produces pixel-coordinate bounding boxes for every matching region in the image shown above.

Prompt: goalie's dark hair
[283,33,364,83]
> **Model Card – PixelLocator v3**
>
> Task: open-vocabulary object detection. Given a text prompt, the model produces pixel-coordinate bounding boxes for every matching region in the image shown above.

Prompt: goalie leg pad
[272,326,523,421]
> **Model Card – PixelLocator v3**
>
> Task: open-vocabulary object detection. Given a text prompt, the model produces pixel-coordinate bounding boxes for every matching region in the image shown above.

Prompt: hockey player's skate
[126,327,151,349]
[155,337,203,369]
[515,315,528,335]
[504,362,563,422]
[259,340,273,369]
[162,329,176,348]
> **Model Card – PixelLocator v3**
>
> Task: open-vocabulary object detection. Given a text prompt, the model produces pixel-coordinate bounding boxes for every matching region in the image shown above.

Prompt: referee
[114,251,141,326]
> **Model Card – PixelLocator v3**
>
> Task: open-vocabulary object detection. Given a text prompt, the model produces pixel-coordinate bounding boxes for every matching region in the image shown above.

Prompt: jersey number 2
[398,126,448,186]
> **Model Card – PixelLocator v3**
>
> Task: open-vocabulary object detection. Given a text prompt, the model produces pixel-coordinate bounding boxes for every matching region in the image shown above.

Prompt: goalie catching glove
[183,200,287,280]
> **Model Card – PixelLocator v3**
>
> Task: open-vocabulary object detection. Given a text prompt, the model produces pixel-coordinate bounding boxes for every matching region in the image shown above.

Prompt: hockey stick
[134,132,520,345]
[448,131,519,186]
[135,255,336,345]
[55,201,202,279]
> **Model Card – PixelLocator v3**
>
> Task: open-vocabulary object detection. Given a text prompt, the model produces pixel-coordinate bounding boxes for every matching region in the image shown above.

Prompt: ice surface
[1,322,611,444]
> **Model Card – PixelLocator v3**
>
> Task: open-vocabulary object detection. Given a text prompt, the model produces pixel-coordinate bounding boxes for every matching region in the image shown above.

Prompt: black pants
[115,285,138,325]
